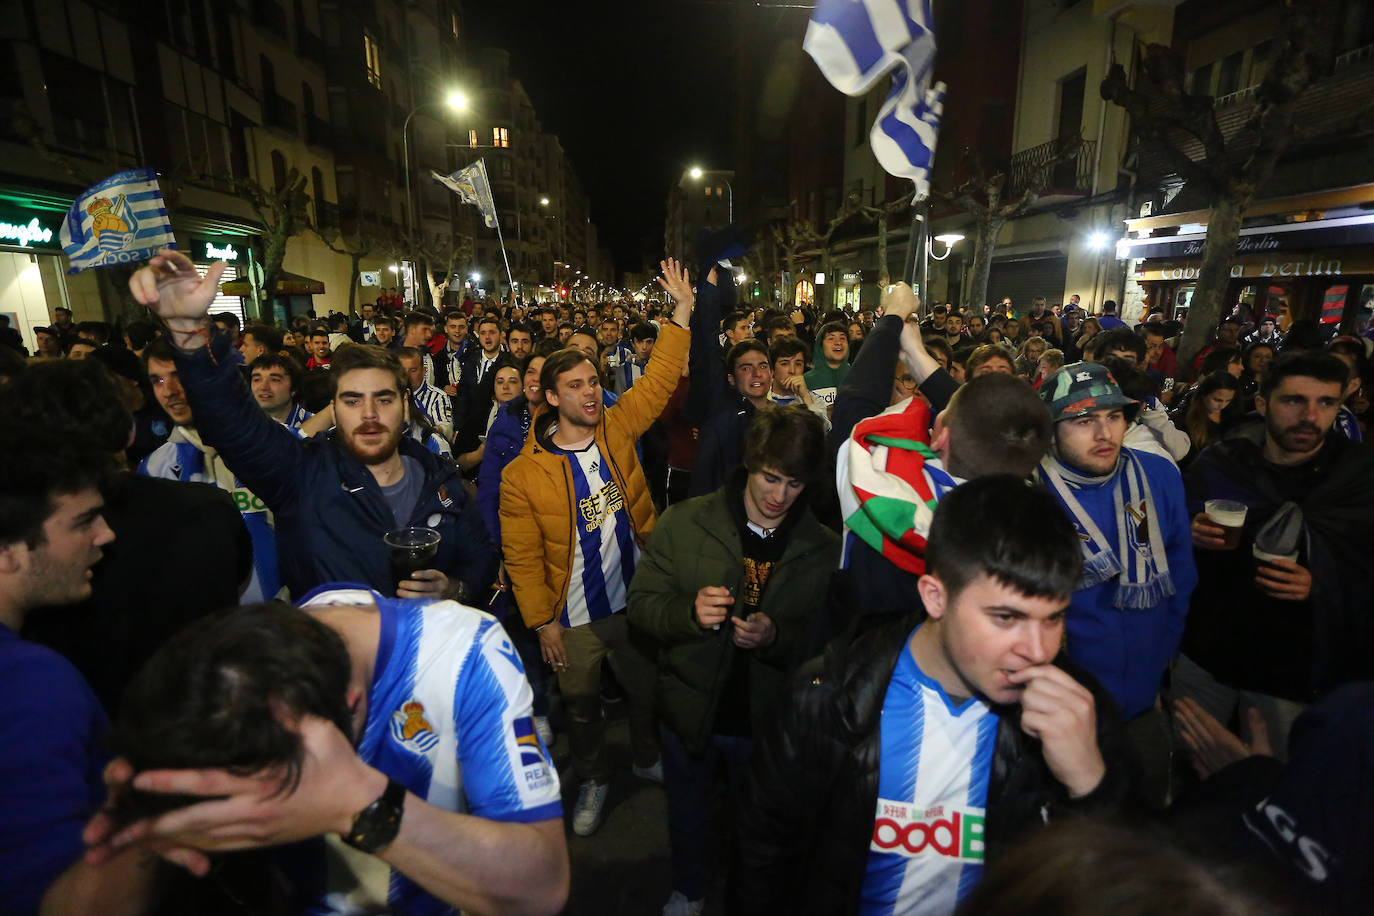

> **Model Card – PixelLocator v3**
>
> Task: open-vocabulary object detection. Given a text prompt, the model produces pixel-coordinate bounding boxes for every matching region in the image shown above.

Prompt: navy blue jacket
[174,334,495,599]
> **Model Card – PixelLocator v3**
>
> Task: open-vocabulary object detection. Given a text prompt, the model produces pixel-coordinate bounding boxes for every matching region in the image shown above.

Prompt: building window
[469,128,478,148]
[492,126,509,148]
[451,11,459,38]
[271,149,288,190]
[716,187,723,197]
[363,32,382,88]
[501,158,512,179]
[703,186,712,198]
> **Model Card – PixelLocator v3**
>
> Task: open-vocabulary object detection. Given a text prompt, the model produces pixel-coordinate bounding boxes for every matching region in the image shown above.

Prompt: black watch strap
[342,777,407,853]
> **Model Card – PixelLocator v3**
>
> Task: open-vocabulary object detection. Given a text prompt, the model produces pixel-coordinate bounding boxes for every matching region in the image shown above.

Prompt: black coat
[734,611,1135,915]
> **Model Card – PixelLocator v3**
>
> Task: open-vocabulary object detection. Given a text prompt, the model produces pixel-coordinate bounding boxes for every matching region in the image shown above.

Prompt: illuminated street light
[446,91,469,111]
[689,166,703,179]
[471,271,481,282]
[1087,231,1110,251]
[539,196,550,206]
[686,166,732,222]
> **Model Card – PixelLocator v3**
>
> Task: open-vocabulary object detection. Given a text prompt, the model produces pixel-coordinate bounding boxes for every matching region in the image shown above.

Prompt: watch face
[344,781,405,853]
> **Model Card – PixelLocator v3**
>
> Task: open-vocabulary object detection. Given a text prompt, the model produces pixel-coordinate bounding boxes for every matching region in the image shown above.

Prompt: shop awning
[221,271,325,296]
[1134,249,1374,283]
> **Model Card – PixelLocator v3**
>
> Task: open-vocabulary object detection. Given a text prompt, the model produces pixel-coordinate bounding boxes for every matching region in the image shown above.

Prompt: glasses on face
[895,373,917,390]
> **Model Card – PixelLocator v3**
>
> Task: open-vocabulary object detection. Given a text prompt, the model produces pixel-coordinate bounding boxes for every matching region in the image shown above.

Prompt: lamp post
[688,165,733,223]
[919,232,964,316]
[402,90,469,243]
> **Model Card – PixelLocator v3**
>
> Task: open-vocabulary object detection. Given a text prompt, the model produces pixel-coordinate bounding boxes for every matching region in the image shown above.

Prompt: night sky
[464,0,744,277]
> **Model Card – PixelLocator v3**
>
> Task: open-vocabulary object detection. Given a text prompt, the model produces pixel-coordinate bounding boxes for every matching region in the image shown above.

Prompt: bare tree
[313,224,383,315]
[1101,0,1339,368]
[941,142,1081,314]
[852,196,914,286]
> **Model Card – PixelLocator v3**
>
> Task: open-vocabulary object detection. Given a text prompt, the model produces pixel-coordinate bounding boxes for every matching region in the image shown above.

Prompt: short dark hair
[111,602,353,824]
[763,314,793,336]
[726,339,769,375]
[1259,351,1350,399]
[329,344,407,397]
[402,311,435,332]
[248,352,304,396]
[0,425,111,548]
[0,359,132,453]
[243,323,284,353]
[769,335,808,364]
[924,475,1081,602]
[506,320,533,339]
[943,374,1052,479]
[629,321,658,343]
[143,336,180,366]
[124,318,160,351]
[1093,327,1146,362]
[724,310,753,332]
[965,344,1015,374]
[476,315,501,332]
[818,320,847,340]
[75,320,111,343]
[539,347,594,395]
[371,314,397,331]
[308,326,330,341]
[211,311,241,331]
[532,337,563,359]
[743,404,826,483]
[1100,300,1119,314]
[1099,355,1161,402]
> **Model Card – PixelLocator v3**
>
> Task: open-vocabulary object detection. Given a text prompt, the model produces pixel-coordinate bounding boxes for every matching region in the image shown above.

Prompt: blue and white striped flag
[804,0,945,198]
[59,168,176,273]
[432,161,499,229]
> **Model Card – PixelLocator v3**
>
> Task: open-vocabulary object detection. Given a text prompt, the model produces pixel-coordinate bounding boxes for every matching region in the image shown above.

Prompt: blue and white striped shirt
[860,628,998,915]
[559,441,639,628]
[411,381,454,442]
[298,585,561,916]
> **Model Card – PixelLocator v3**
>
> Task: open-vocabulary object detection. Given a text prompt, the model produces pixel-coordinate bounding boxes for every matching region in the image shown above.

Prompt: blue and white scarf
[1036,450,1174,610]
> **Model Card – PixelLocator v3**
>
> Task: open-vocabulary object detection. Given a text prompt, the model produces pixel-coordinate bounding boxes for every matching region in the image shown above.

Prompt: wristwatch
[342,777,407,853]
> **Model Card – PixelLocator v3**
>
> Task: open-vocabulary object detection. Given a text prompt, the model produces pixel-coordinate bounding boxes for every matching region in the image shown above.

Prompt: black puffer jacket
[734,611,1135,915]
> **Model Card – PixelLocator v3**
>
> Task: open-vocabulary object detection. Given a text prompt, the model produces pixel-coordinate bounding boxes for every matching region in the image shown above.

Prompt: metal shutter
[986,254,1069,313]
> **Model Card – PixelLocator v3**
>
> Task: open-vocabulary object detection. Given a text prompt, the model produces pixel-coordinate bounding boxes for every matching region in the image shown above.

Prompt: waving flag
[60,169,176,273]
[432,161,498,229]
[804,0,945,197]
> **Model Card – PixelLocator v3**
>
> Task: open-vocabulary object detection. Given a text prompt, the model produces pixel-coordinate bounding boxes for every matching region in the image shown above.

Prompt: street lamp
[929,233,964,261]
[402,90,469,241]
[539,196,550,206]
[686,165,733,223]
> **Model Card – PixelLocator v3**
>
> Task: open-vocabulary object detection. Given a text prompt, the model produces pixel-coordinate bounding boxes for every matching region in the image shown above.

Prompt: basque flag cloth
[837,394,961,576]
[60,169,176,273]
[804,0,946,198]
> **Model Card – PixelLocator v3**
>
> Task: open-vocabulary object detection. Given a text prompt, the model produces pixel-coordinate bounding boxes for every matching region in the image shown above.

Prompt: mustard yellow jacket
[500,323,689,628]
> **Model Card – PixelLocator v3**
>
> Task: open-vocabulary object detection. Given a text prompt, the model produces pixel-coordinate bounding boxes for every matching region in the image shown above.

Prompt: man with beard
[128,249,493,602]
[500,259,694,838]
[1177,352,1374,754]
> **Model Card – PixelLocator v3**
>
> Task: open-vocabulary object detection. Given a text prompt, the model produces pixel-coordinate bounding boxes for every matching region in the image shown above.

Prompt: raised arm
[128,249,306,508]
[684,266,727,426]
[607,260,694,440]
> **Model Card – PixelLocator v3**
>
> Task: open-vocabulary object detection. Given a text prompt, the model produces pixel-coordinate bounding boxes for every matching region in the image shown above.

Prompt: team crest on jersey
[390,700,440,754]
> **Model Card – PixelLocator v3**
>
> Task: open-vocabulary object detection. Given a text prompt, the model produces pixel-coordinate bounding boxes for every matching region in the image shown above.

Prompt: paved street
[548,702,731,916]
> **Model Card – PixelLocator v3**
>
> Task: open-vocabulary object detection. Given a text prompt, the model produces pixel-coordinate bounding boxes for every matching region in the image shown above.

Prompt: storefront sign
[191,236,248,264]
[0,206,61,251]
[841,271,863,283]
[1139,222,1374,260]
[1136,250,1374,283]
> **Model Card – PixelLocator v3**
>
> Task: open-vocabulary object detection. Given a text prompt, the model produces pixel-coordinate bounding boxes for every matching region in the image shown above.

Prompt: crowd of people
[2,241,1372,916]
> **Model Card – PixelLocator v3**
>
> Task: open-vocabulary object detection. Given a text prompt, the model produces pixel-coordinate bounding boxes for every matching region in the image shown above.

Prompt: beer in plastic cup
[1204,500,1247,550]
[385,527,441,593]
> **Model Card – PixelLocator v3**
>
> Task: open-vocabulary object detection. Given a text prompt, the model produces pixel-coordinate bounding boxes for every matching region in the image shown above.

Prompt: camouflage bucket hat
[1040,361,1138,423]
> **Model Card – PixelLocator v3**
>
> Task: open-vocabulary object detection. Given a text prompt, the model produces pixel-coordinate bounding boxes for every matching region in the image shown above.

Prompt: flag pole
[492,215,516,299]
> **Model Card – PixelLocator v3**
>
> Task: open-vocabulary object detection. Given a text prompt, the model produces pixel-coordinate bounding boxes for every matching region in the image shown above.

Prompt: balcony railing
[1337,43,1374,70]
[1006,137,1096,198]
[264,92,297,133]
